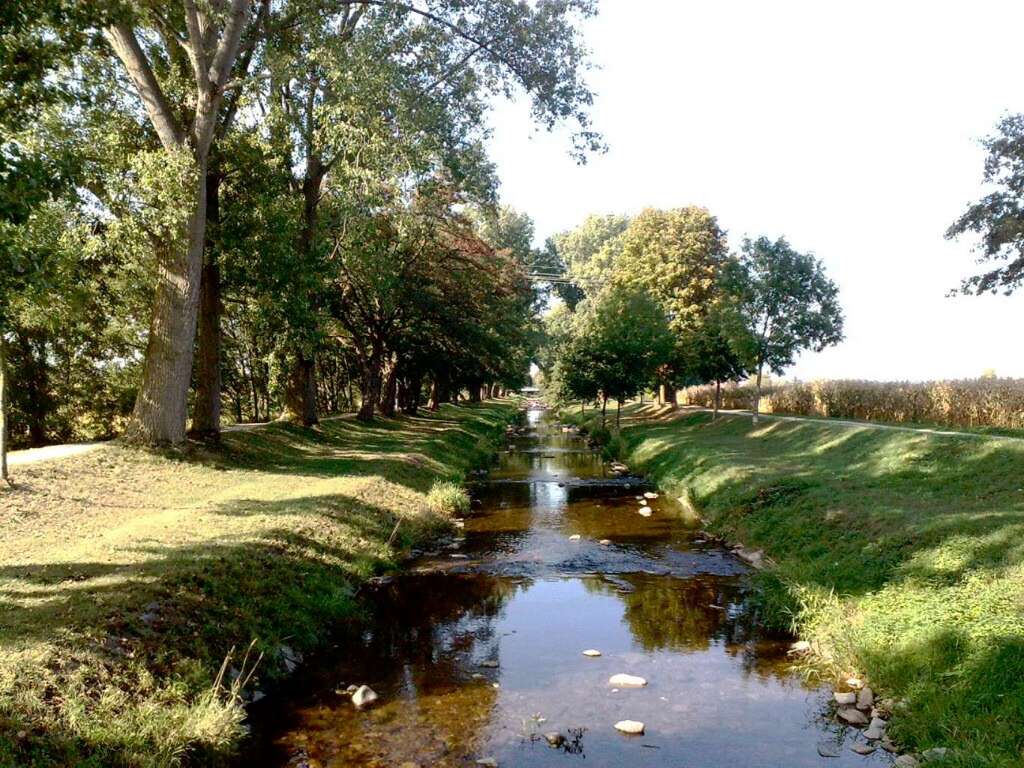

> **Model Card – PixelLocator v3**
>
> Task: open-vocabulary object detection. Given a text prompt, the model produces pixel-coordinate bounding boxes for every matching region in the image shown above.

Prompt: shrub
[682,377,1024,431]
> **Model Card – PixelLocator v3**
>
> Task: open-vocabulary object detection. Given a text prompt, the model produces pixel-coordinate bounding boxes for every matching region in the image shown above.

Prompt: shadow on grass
[182,404,510,493]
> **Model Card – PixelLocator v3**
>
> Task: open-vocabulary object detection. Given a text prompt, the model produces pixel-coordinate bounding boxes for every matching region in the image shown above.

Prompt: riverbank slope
[0,401,515,768]
[566,403,1024,768]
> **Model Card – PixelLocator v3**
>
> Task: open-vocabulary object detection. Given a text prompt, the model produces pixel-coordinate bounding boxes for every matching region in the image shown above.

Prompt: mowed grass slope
[0,401,514,768]
[572,404,1024,768]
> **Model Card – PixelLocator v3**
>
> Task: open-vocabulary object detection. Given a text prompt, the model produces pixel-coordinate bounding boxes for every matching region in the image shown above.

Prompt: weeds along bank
[0,401,515,768]
[565,404,1024,768]
[682,377,1024,432]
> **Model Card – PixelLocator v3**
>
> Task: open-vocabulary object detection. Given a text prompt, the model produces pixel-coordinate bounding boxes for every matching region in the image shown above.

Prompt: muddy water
[247,408,889,767]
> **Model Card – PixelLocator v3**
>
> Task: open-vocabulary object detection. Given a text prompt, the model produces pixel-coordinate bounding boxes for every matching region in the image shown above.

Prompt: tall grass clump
[683,377,1024,431]
[425,480,470,517]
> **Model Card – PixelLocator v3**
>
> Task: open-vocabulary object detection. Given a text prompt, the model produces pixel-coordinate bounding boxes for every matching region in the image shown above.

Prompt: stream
[245,406,890,767]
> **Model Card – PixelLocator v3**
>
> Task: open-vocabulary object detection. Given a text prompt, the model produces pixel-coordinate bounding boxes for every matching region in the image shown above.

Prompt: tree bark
[125,156,208,445]
[616,397,622,428]
[601,393,608,428]
[378,355,398,417]
[281,352,319,426]
[1,338,9,486]
[106,4,253,445]
[357,348,384,421]
[714,379,721,420]
[467,379,482,403]
[190,169,223,439]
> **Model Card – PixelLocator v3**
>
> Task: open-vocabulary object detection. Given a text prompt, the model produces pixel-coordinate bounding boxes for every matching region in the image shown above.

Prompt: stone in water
[582,649,602,657]
[599,539,611,546]
[351,685,378,709]
[608,673,647,687]
[834,691,856,705]
[569,534,581,541]
[837,706,869,726]
[614,720,645,735]
[644,492,658,499]
[638,508,652,517]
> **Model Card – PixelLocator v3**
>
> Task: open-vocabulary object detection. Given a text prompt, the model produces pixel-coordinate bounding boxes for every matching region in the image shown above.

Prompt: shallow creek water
[246,408,890,767]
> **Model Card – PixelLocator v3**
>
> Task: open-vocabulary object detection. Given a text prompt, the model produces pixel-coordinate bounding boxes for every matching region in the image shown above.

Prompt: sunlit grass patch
[568,401,1024,767]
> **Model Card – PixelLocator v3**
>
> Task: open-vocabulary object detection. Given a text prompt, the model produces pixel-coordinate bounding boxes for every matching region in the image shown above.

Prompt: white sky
[486,0,1024,382]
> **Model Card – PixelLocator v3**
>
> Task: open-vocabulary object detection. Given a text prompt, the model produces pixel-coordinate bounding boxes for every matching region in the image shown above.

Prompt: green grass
[0,402,515,767]
[565,403,1024,768]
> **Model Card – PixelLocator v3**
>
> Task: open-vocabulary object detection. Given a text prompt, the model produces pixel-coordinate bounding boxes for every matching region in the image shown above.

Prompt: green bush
[425,481,470,517]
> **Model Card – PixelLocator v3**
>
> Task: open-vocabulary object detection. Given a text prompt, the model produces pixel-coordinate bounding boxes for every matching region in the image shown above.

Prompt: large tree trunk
[467,378,483,404]
[281,352,319,426]
[357,348,384,422]
[1,338,9,486]
[601,393,608,428]
[126,156,208,445]
[190,170,223,440]
[378,355,398,417]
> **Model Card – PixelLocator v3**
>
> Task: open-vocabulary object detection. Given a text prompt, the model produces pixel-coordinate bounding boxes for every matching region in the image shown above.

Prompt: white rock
[638,508,652,517]
[837,706,869,726]
[833,691,856,705]
[790,640,812,654]
[582,649,602,657]
[857,686,874,710]
[921,747,948,762]
[608,673,647,688]
[568,534,581,541]
[614,720,644,735]
[639,498,648,506]
[479,660,499,668]
[599,539,611,546]
[846,677,864,689]
[476,759,498,767]
[850,743,877,755]
[643,491,658,499]
[351,685,378,708]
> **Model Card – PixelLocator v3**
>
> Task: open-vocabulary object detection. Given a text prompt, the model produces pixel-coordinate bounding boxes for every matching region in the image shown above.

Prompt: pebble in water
[582,649,602,657]
[608,673,647,688]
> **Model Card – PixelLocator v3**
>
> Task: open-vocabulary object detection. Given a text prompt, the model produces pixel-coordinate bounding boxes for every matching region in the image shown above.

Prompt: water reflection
[244,409,889,767]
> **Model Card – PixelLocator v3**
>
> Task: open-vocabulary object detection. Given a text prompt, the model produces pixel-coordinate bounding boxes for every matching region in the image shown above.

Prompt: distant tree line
[540,207,845,425]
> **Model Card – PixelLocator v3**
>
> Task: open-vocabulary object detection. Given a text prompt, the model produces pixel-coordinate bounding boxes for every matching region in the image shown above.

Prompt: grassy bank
[566,403,1024,768]
[0,401,515,768]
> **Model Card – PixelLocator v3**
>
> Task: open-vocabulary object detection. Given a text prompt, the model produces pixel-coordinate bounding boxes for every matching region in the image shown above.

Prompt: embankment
[566,403,1024,768]
[0,401,515,767]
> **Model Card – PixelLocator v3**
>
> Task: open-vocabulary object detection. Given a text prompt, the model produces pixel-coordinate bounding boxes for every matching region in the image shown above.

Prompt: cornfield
[681,378,1024,431]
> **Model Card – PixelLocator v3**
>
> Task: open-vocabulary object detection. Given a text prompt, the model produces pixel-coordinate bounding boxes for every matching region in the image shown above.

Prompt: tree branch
[103,22,186,150]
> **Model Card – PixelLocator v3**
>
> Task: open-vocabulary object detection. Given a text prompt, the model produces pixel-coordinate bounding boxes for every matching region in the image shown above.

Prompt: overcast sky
[486,0,1024,381]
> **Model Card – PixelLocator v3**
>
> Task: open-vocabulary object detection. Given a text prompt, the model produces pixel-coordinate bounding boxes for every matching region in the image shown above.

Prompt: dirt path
[8,441,105,467]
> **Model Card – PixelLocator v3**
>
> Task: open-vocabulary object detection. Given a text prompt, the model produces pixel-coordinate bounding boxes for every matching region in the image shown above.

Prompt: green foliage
[947,113,1024,295]
[724,237,844,379]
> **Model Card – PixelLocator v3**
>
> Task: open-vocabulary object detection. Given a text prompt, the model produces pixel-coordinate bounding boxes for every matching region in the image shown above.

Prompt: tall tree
[611,206,728,404]
[947,113,1024,295]
[725,237,844,422]
[570,285,672,427]
[100,0,266,444]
